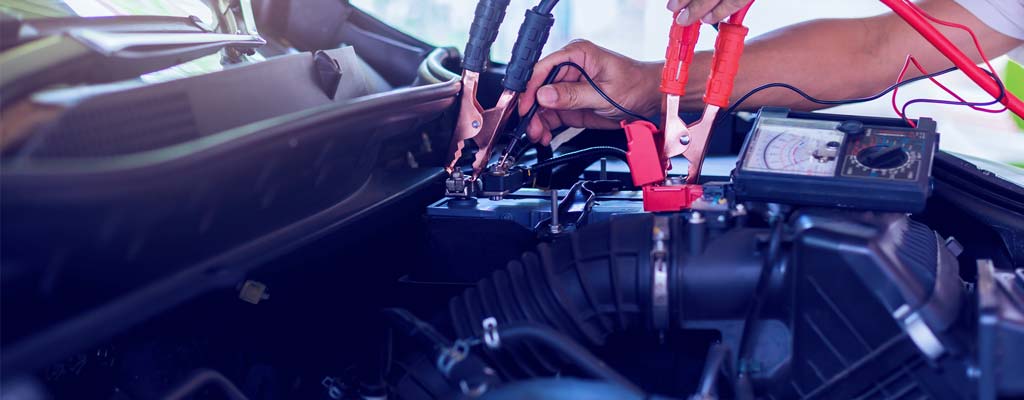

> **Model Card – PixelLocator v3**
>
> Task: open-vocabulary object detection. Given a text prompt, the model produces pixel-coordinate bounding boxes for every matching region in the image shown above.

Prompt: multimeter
[732,107,939,212]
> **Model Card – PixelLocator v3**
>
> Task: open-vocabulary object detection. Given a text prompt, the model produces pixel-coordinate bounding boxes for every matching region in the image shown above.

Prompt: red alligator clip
[621,3,753,212]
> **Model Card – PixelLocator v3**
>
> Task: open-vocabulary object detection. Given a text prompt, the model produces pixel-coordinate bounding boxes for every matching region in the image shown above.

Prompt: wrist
[638,61,665,118]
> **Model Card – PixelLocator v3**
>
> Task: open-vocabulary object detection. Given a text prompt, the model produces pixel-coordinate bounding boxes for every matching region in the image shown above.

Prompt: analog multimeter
[732,107,939,212]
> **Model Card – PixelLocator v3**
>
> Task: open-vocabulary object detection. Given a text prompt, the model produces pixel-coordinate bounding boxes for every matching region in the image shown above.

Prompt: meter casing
[733,107,938,213]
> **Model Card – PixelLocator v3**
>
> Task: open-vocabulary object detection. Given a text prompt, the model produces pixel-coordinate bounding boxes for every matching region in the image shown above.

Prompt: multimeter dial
[741,118,845,177]
[842,129,924,180]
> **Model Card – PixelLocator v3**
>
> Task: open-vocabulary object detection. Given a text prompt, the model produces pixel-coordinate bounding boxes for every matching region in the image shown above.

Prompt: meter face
[741,118,846,177]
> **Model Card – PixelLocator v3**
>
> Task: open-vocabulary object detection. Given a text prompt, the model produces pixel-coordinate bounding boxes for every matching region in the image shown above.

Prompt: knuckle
[567,38,593,49]
[564,86,581,107]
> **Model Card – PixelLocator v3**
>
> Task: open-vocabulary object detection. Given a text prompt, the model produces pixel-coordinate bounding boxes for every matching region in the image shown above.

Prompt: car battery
[422,189,645,283]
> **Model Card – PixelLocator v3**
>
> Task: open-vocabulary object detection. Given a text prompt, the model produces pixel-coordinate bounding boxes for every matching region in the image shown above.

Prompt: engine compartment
[2,1,1024,399]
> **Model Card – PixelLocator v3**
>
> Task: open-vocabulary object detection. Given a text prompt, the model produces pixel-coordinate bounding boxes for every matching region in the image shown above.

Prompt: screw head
[472,120,481,129]
[680,136,690,145]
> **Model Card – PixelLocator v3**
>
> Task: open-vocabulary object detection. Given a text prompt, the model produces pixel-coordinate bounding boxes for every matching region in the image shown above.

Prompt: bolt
[472,120,481,129]
[680,135,691,145]
[689,212,705,224]
[549,190,562,234]
[717,215,726,223]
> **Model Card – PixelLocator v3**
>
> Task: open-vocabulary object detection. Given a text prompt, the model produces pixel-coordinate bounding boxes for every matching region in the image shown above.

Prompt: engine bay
[2,0,1024,399]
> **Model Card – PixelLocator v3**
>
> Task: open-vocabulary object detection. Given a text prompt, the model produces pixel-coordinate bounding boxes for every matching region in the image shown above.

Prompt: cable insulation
[880,0,1024,118]
[718,66,960,125]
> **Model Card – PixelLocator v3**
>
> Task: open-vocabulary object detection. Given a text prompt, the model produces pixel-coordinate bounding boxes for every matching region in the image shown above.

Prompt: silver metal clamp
[482,317,501,349]
[652,216,671,331]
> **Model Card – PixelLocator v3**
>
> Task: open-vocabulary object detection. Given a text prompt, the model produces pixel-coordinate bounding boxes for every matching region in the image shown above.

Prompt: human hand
[518,40,661,145]
[667,0,753,25]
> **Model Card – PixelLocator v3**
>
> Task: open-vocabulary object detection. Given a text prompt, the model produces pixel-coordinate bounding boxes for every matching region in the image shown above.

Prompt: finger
[541,131,552,147]
[526,114,549,143]
[678,0,717,25]
[538,109,564,133]
[666,0,692,12]
[535,81,607,111]
[518,41,591,116]
[532,112,548,143]
[706,0,747,24]
[538,110,562,147]
[674,8,692,25]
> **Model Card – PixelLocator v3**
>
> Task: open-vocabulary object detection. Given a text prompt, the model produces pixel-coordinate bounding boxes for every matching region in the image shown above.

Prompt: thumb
[535,81,604,111]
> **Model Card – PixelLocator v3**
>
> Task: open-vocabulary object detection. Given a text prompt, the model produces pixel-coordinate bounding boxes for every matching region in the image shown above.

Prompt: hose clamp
[482,317,501,349]
[460,380,489,397]
[652,216,671,331]
[436,339,471,377]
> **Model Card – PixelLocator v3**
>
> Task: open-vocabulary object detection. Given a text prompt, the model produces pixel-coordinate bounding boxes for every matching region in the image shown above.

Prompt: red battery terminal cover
[622,120,665,187]
[643,184,704,212]
[622,120,703,212]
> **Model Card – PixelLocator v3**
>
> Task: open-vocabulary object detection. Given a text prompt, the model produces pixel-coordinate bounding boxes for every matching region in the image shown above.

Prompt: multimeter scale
[732,107,939,212]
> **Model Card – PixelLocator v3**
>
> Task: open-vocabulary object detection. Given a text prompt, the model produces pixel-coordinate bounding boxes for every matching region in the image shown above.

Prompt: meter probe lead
[881,0,1024,119]
[498,61,654,169]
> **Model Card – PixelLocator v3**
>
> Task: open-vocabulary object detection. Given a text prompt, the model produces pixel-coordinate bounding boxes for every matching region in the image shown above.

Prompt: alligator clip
[661,3,752,184]
[448,2,556,181]
[446,0,513,177]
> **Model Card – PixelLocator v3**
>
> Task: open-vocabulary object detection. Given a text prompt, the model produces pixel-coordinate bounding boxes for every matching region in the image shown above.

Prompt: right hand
[667,0,754,25]
[518,40,661,146]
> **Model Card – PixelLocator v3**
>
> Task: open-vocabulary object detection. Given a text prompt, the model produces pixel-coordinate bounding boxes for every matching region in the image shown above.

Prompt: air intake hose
[448,213,783,378]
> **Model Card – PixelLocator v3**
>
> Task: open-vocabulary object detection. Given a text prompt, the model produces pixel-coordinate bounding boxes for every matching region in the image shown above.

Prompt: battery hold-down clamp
[622,4,752,212]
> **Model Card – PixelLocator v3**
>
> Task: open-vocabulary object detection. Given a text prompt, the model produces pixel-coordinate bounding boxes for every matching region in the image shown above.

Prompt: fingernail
[666,0,681,11]
[537,86,558,106]
[701,13,716,24]
[675,8,690,24]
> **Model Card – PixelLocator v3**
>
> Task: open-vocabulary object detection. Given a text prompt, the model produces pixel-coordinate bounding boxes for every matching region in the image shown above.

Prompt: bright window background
[3,0,1019,165]
[354,0,1023,165]
[1,0,224,82]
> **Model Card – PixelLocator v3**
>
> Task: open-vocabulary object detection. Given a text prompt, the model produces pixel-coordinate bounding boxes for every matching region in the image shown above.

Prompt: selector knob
[856,145,909,169]
[838,120,865,135]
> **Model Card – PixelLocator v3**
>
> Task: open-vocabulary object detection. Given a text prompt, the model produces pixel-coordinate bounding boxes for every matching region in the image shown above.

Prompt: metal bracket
[893,304,945,360]
[652,216,671,331]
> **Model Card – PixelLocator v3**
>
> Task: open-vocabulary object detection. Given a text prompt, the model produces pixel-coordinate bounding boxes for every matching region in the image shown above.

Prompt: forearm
[676,17,891,111]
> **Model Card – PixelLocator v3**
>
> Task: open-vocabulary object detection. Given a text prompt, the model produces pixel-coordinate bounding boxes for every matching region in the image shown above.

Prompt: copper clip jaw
[447,70,485,174]
[662,94,689,162]
[470,89,519,179]
[446,73,518,181]
[680,105,720,184]
[662,96,720,184]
